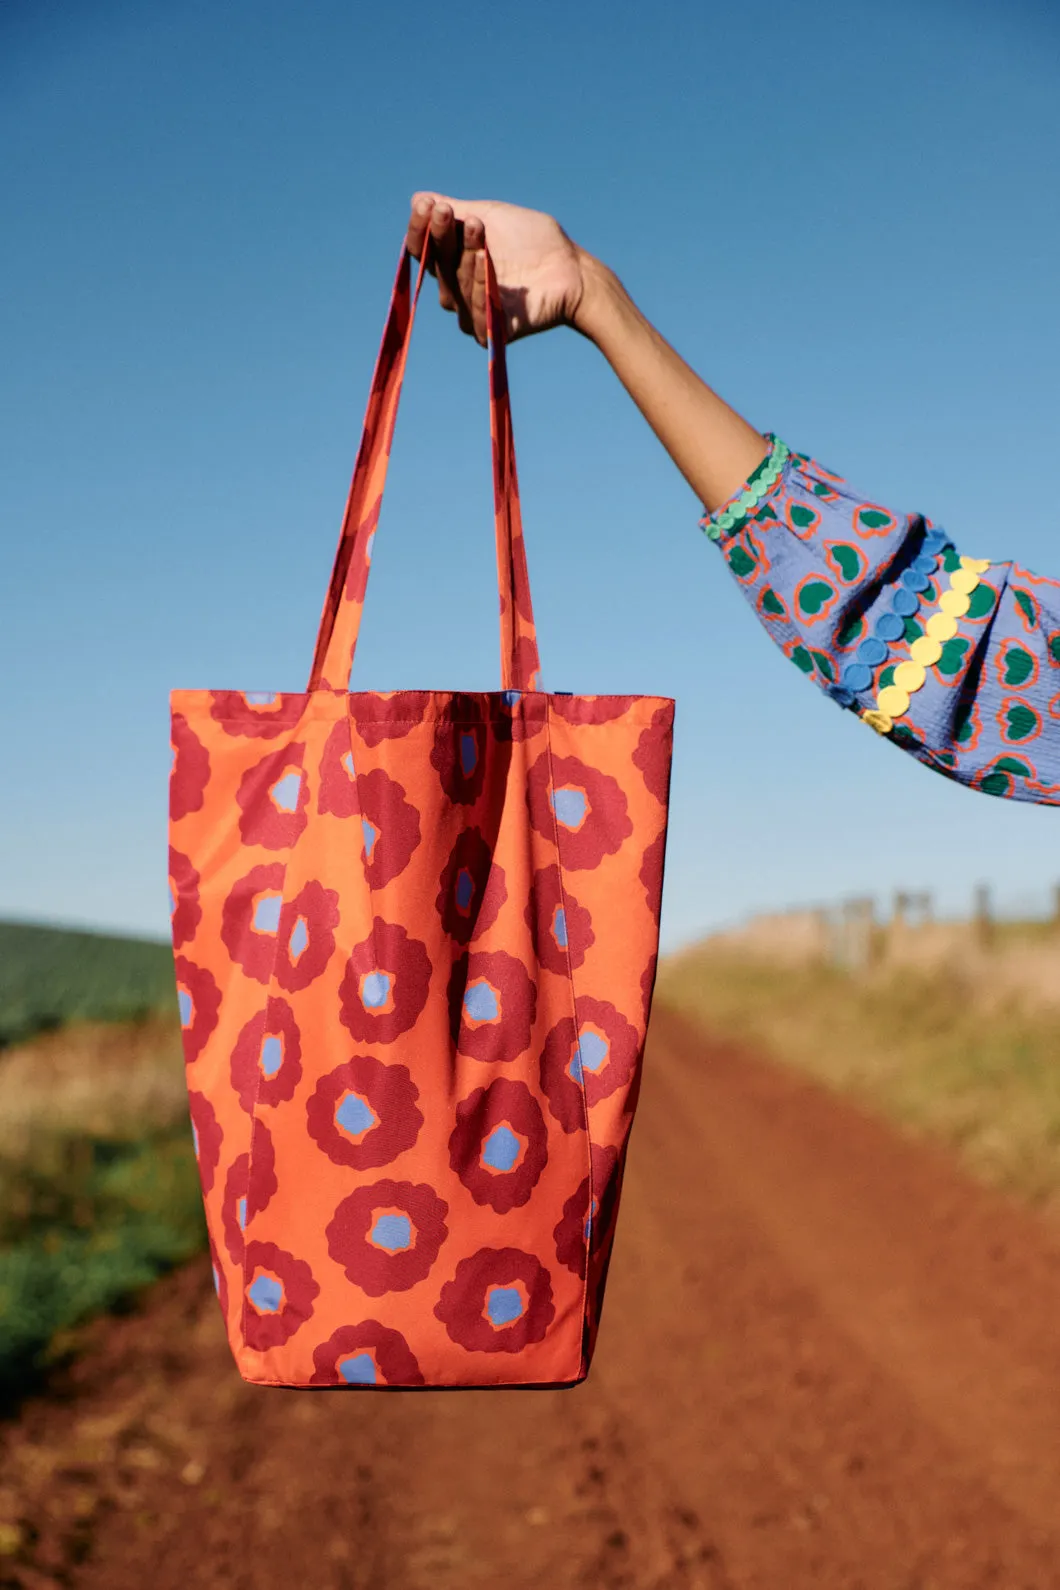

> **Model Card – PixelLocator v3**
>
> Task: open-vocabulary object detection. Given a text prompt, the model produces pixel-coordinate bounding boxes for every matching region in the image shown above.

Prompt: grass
[656,948,1060,1216]
[0,920,177,1049]
[0,1015,204,1406]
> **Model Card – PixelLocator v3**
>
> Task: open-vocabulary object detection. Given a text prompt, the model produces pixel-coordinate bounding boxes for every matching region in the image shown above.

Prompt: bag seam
[543,701,595,1370]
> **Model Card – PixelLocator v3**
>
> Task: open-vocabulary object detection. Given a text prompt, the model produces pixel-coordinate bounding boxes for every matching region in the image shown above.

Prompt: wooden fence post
[973,883,993,948]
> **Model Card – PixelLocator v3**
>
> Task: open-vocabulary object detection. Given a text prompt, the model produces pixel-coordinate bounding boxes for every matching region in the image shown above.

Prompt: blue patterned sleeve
[704,435,1060,803]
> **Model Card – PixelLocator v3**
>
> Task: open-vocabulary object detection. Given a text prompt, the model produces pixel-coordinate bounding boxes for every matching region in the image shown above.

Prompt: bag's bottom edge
[235,1374,589,1393]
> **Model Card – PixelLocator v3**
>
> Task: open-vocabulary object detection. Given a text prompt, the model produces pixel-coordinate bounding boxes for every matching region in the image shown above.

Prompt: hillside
[0,921,176,1048]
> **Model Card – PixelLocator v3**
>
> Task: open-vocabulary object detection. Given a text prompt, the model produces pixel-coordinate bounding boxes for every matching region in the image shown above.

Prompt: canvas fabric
[169,240,675,1389]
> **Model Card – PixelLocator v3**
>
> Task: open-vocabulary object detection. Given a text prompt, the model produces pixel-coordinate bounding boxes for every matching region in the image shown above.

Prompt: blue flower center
[335,1092,378,1139]
[369,1214,412,1252]
[247,1273,284,1313]
[486,1286,525,1327]
[459,731,478,777]
[338,1352,378,1385]
[569,1029,609,1082]
[463,980,500,1023]
[288,916,309,961]
[361,971,392,1010]
[252,893,282,934]
[270,770,301,813]
[550,786,587,829]
[259,1035,283,1078]
[481,1124,521,1172]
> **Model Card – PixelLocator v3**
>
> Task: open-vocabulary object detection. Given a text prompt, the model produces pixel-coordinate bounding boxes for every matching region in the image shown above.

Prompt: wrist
[571,249,632,345]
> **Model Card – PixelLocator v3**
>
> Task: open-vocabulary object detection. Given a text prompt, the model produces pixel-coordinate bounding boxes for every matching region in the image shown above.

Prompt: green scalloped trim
[701,436,791,542]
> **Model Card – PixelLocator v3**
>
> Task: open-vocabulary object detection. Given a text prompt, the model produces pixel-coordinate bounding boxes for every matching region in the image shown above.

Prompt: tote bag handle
[308,237,542,694]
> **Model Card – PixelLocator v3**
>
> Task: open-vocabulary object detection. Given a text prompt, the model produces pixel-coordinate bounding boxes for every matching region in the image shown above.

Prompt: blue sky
[2,0,1058,950]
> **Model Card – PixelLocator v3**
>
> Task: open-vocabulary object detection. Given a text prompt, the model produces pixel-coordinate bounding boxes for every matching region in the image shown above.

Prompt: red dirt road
[5,1007,1060,1589]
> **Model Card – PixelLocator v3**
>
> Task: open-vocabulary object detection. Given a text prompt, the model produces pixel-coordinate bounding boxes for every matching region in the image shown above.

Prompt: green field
[0,921,199,1406]
[0,919,177,1048]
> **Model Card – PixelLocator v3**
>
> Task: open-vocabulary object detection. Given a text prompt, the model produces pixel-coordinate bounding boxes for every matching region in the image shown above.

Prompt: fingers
[407,194,489,344]
[406,193,434,262]
[429,200,461,312]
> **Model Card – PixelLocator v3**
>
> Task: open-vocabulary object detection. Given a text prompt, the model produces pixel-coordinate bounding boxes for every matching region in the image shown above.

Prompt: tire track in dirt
[4,1007,1060,1588]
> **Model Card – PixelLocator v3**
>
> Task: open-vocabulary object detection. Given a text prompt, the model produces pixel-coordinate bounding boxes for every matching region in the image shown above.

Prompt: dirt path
[5,1008,1060,1589]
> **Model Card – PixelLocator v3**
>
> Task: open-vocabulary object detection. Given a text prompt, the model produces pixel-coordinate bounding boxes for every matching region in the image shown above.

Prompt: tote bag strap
[308,236,542,693]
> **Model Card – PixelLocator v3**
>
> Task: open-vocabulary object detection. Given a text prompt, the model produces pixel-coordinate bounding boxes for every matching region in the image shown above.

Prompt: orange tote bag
[169,239,674,1389]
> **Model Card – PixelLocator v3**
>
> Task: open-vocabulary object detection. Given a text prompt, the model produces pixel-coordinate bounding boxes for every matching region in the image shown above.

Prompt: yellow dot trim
[939,589,971,618]
[909,635,943,666]
[949,567,979,596]
[893,660,926,692]
[877,683,910,717]
[926,612,959,642]
[859,550,986,737]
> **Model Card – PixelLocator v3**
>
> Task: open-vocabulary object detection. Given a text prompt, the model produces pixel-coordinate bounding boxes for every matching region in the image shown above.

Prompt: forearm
[572,250,769,513]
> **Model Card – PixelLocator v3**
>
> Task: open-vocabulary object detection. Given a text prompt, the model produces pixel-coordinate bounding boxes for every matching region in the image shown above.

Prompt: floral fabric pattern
[169,244,673,1390]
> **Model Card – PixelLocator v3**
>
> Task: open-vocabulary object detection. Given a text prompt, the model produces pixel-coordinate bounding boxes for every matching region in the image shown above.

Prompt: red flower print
[339,919,432,1044]
[639,831,667,926]
[549,696,630,726]
[325,1179,449,1296]
[632,707,673,804]
[343,495,382,605]
[350,696,417,749]
[513,636,541,692]
[524,864,594,975]
[306,1054,423,1171]
[169,846,201,951]
[317,719,360,818]
[174,956,221,1065]
[553,1143,620,1280]
[359,768,422,888]
[209,691,305,740]
[527,753,633,870]
[243,1240,320,1352]
[540,998,641,1132]
[221,863,286,983]
[448,1078,548,1213]
[434,1247,555,1354]
[209,1236,228,1321]
[431,696,488,804]
[221,1122,276,1266]
[491,689,545,744]
[272,880,340,993]
[170,714,210,821]
[447,949,537,1064]
[310,1321,425,1388]
[437,829,507,946]
[186,1089,222,1195]
[230,997,302,1112]
[236,743,309,850]
[222,1154,250,1265]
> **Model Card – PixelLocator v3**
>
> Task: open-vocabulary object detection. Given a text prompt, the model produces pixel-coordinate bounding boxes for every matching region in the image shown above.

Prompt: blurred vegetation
[0,916,203,1407]
[0,920,177,1049]
[657,948,1060,1216]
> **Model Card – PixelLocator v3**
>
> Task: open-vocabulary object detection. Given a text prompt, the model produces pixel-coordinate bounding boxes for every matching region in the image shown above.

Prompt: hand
[406,192,587,347]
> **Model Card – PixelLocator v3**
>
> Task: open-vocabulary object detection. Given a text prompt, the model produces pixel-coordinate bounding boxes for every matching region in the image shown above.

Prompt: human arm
[406,194,1060,803]
[405,193,769,513]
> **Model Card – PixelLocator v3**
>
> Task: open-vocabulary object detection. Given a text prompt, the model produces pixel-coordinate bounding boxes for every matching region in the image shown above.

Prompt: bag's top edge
[171,688,675,727]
